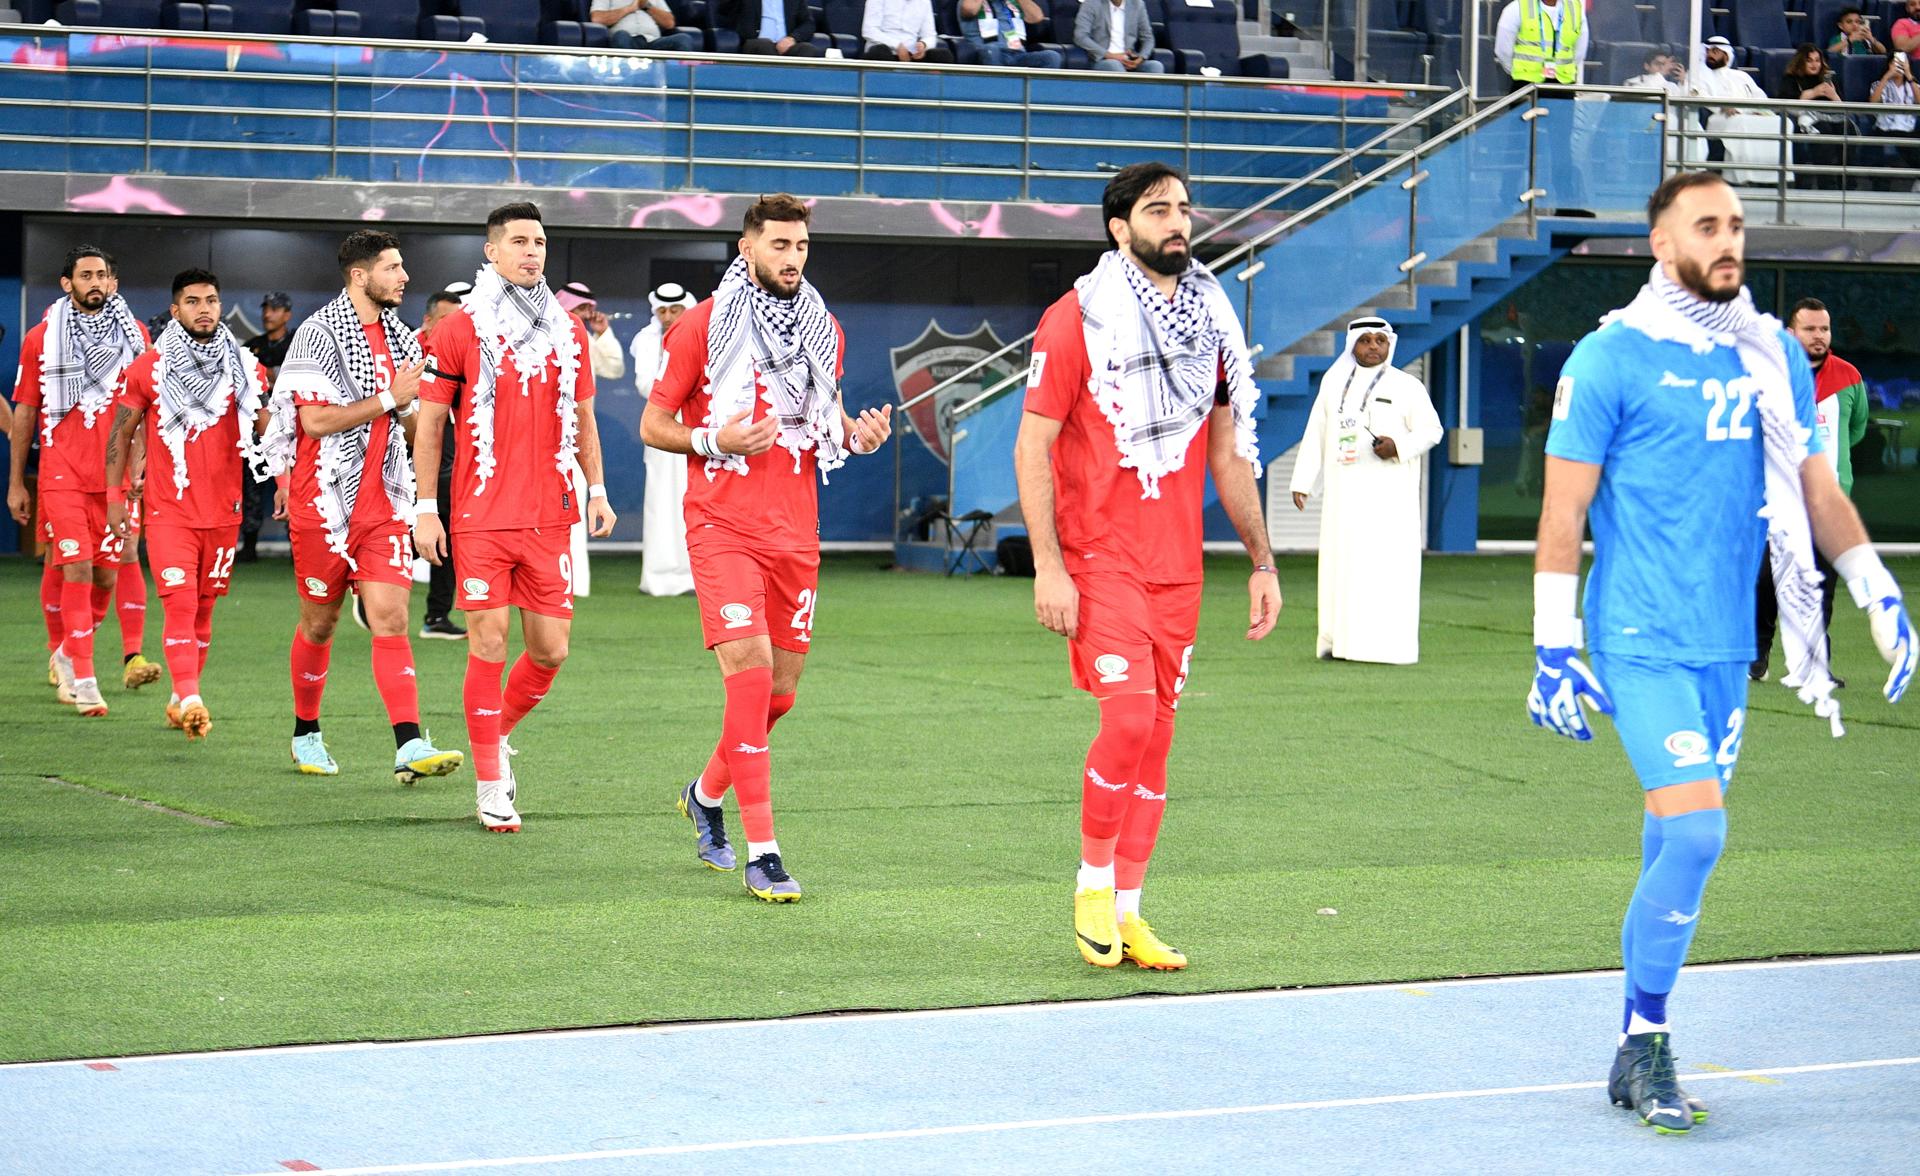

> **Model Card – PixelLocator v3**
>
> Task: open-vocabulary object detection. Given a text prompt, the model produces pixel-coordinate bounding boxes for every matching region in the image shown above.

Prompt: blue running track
[4,954,1918,1174]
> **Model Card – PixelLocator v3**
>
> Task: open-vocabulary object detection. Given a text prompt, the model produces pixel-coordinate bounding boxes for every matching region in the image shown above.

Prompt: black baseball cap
[262,291,293,310]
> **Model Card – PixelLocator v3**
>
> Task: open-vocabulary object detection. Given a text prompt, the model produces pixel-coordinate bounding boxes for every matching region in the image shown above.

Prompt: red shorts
[688,538,820,653]
[146,523,241,598]
[1068,574,1203,712]
[454,526,574,618]
[291,520,414,603]
[39,489,112,568]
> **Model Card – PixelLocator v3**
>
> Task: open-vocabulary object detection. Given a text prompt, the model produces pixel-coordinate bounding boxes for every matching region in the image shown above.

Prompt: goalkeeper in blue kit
[1528,172,1916,1135]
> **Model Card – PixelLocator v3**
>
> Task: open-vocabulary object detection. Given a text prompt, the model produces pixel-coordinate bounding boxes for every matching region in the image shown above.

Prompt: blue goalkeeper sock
[1621,808,1727,1027]
[1621,811,1664,1033]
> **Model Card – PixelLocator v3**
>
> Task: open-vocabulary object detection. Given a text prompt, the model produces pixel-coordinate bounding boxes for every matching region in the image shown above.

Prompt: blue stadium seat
[1728,0,1793,49]
[295,7,361,35]
[57,0,160,26]
[462,0,540,43]
[540,0,609,44]
[224,0,294,33]
[1839,49,1882,101]
[1586,0,1650,46]
[685,0,737,52]
[421,12,486,37]
[335,1,422,39]
[1600,39,1662,85]
[1750,44,1796,93]
[1164,1,1282,77]
[823,0,864,48]
[1651,0,1724,47]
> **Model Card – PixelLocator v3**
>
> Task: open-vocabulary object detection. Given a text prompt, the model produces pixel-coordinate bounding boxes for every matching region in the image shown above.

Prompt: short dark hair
[427,290,462,310]
[1646,170,1729,226]
[1643,49,1668,69]
[171,267,220,299]
[1788,297,1828,326]
[486,201,544,240]
[1836,6,1862,27]
[742,193,811,235]
[62,244,111,280]
[339,229,402,280]
[1101,162,1189,248]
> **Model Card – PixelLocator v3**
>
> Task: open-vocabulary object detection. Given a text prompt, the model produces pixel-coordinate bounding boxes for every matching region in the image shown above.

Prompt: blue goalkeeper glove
[1528,646,1615,741]
[1839,547,1915,705]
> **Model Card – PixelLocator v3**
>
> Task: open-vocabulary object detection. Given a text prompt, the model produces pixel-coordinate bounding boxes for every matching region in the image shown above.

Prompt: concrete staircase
[1240,26,1332,80]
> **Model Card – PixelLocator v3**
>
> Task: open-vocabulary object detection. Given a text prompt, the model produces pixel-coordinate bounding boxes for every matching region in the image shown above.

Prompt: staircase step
[1413,260,1459,287]
[1284,329,1336,357]
[1255,354,1294,381]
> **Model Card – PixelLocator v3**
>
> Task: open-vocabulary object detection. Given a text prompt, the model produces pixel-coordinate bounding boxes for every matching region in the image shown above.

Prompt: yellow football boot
[1120,913,1188,971]
[1074,886,1122,967]
[122,654,162,690]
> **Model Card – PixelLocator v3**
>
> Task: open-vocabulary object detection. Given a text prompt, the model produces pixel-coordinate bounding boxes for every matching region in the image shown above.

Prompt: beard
[752,257,801,299]
[1674,254,1743,303]
[1132,235,1191,278]
[367,281,404,310]
[183,321,219,342]
[74,288,107,311]
[1804,342,1829,362]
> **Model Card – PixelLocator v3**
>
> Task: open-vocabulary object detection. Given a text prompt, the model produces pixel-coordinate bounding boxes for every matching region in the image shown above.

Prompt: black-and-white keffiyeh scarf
[151,319,265,501]
[1075,250,1259,498]
[462,265,581,495]
[258,291,422,567]
[1605,263,1842,734]
[701,254,846,481]
[39,293,145,446]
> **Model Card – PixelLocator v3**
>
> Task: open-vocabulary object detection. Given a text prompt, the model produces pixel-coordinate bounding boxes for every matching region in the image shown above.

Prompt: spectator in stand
[1075,0,1163,73]
[1622,48,1685,93]
[725,0,825,57]
[864,0,956,62]
[1777,44,1846,190]
[1871,51,1920,189]
[1895,1,1920,55]
[1493,0,1587,88]
[958,0,1062,68]
[556,281,628,382]
[591,0,701,51]
[1828,7,1886,57]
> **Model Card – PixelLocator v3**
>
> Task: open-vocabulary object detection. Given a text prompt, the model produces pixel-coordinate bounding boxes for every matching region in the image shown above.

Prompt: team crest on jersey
[463,577,490,600]
[57,538,80,557]
[161,566,187,587]
[891,320,1020,464]
[303,577,330,597]
[1552,376,1574,421]
[721,602,753,629]
[1664,730,1711,769]
[1093,654,1130,684]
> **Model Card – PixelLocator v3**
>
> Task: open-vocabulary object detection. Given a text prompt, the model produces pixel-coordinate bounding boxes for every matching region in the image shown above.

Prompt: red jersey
[115,350,265,529]
[648,299,847,551]
[422,307,596,533]
[12,318,150,494]
[1023,289,1216,586]
[288,320,400,531]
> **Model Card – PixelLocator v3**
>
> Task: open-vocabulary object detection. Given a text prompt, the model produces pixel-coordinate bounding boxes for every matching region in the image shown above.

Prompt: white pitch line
[225,1056,1920,1176]
[11,952,1919,1072]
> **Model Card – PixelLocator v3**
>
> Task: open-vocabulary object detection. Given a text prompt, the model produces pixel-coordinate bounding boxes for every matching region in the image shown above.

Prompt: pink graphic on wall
[628,195,727,230]
[68,176,186,216]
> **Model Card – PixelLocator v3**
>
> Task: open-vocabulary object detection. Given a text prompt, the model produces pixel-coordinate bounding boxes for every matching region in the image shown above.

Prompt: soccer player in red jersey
[256,230,464,784]
[7,245,151,717]
[105,268,273,741]
[1014,163,1280,969]
[642,193,892,902]
[414,203,616,833]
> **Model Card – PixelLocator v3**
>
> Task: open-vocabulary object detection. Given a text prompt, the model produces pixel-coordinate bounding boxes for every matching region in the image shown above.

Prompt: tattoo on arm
[105,406,133,471]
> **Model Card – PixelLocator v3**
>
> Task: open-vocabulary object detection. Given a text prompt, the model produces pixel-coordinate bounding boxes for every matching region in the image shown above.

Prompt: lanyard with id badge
[1335,365,1387,465]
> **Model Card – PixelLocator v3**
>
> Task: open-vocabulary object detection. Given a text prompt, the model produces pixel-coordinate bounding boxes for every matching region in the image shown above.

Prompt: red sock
[90,582,111,626]
[721,667,775,841]
[116,561,148,658]
[698,691,796,799]
[464,654,506,781]
[1115,711,1176,890]
[59,579,97,681]
[41,559,63,651]
[501,653,559,735]
[160,592,201,697]
[371,635,420,727]
[290,627,332,723]
[1080,693,1158,868]
[194,595,215,675]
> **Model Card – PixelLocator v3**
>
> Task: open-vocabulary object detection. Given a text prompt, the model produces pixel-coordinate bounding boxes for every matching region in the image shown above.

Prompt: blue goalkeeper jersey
[1545,319,1822,664]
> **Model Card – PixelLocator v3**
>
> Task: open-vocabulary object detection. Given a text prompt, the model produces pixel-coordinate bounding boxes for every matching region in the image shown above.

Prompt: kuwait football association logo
[890,320,1022,464]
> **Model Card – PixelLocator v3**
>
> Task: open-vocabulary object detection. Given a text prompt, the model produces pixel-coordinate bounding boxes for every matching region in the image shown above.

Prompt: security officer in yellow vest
[1494,0,1588,90]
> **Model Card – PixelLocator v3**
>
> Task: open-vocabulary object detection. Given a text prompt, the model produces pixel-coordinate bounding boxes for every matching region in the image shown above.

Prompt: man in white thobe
[1694,35,1792,186]
[631,282,697,596]
[1288,318,1443,665]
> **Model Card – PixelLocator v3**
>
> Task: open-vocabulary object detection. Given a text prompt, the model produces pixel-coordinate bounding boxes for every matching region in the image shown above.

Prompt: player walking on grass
[641,193,892,902]
[1530,171,1914,1135]
[1014,162,1278,970]
[256,230,464,785]
[105,269,276,741]
[415,203,616,833]
[7,245,152,717]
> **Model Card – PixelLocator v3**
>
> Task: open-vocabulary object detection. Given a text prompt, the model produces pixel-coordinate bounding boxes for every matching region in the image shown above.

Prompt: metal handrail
[898,85,1476,417]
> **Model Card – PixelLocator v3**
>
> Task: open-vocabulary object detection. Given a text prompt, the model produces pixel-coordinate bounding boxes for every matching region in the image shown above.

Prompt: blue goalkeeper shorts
[1589,653,1750,792]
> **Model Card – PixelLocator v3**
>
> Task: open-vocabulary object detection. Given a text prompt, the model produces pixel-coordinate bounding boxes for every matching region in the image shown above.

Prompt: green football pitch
[2,552,1915,1063]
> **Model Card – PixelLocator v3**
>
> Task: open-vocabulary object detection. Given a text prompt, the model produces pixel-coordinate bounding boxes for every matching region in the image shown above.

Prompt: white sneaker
[70,677,108,717]
[477,778,520,832]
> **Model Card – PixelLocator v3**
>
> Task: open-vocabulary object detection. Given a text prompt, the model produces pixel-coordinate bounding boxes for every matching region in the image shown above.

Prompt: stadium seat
[1586,0,1650,46]
[685,0,738,52]
[1751,44,1795,93]
[294,6,361,34]
[223,0,294,33]
[420,12,485,37]
[56,0,159,26]
[330,1,422,39]
[1839,49,1882,101]
[1165,1,1283,78]
[461,0,540,43]
[540,0,609,45]
[1599,39,1661,85]
[823,0,863,50]
[1728,0,1793,49]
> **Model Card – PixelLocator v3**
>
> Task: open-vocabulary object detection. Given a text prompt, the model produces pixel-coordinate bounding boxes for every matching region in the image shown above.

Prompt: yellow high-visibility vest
[1511,0,1582,84]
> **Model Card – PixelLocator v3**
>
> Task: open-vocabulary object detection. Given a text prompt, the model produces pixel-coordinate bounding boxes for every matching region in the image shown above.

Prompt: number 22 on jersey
[1701,377,1755,443]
